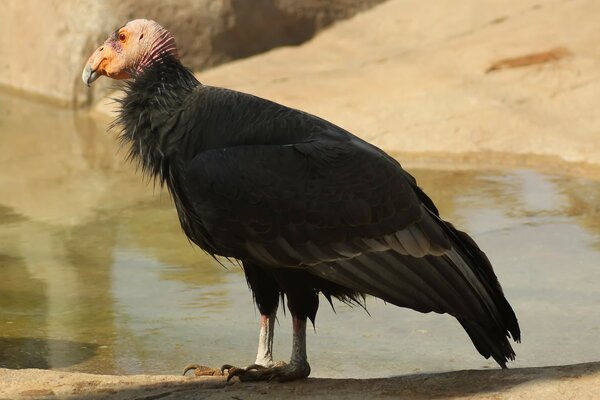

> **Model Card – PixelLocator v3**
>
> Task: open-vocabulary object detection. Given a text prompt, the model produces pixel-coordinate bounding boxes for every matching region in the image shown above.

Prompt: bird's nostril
[99,47,104,51]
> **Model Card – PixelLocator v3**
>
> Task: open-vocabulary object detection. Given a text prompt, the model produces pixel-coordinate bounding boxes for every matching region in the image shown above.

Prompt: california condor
[82,19,520,382]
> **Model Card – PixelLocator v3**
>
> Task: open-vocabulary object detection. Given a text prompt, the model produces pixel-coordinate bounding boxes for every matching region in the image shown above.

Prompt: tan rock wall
[116,0,386,69]
[0,0,385,107]
[0,0,117,107]
[187,0,600,167]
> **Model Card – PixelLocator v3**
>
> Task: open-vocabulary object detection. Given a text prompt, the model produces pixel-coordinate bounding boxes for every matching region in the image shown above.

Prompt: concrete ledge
[2,362,599,399]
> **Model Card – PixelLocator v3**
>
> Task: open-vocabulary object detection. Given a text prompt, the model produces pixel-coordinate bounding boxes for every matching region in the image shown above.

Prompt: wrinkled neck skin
[134,24,179,74]
[114,54,200,186]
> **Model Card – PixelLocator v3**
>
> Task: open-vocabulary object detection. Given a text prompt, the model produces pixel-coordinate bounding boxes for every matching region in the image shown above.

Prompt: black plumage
[116,55,520,368]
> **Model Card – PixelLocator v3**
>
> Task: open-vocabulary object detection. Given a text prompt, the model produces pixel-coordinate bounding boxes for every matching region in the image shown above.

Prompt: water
[1,93,599,378]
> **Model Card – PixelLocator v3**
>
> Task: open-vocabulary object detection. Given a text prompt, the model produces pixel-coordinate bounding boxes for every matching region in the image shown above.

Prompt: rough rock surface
[2,362,599,399]
[101,0,600,168]
[0,0,384,106]
[193,0,600,168]
[0,1,116,107]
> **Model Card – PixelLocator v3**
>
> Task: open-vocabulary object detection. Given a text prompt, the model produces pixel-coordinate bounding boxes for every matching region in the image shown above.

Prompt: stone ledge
[1,362,599,399]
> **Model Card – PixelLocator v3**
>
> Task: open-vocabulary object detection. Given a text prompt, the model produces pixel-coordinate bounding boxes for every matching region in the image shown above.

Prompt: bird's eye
[119,32,126,42]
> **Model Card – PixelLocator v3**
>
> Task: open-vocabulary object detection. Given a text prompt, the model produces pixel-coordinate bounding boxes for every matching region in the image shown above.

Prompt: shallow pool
[1,93,599,378]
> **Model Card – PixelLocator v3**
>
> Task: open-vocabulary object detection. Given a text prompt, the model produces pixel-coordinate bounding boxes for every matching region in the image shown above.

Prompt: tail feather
[308,211,520,368]
[442,220,521,344]
[458,318,516,368]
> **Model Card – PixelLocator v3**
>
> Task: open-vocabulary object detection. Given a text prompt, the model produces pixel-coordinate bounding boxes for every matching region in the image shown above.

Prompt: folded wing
[184,134,520,366]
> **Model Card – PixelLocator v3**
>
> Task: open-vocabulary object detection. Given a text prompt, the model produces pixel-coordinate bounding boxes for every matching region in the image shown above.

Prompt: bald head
[82,19,178,85]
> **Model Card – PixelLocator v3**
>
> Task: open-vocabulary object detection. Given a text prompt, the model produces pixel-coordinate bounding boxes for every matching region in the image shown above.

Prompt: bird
[82,19,520,382]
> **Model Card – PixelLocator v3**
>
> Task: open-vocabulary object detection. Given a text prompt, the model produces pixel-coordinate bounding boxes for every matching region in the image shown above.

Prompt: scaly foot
[182,361,285,378]
[222,361,310,382]
[182,364,223,377]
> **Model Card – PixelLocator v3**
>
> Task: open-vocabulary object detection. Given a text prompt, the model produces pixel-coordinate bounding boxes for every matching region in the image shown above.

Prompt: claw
[183,364,200,376]
[221,364,270,382]
[221,362,309,382]
[225,366,244,383]
[221,364,244,382]
[182,364,223,377]
[183,361,305,382]
[220,364,234,375]
[245,364,267,371]
[223,365,261,383]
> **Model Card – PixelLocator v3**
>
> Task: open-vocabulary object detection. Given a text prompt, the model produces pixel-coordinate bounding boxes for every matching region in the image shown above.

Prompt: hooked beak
[82,41,130,86]
[82,64,100,86]
[82,43,110,86]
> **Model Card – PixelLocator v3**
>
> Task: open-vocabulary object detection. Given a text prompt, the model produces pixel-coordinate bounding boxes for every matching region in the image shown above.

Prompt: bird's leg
[254,310,277,367]
[289,316,310,372]
[184,262,282,378]
[224,315,311,382]
[183,310,279,377]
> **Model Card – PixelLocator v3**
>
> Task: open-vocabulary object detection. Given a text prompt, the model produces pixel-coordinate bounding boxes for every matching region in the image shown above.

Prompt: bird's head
[82,19,178,86]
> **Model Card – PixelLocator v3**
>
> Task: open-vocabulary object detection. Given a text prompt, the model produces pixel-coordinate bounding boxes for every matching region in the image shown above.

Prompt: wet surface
[1,92,599,378]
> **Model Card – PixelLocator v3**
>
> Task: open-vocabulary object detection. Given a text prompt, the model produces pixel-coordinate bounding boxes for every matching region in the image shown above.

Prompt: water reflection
[0,92,599,377]
[552,175,600,251]
[0,338,97,369]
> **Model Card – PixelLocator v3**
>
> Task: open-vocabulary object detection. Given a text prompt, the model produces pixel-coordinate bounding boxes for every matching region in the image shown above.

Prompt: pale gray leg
[225,316,311,382]
[289,317,308,368]
[254,310,277,367]
[183,309,279,377]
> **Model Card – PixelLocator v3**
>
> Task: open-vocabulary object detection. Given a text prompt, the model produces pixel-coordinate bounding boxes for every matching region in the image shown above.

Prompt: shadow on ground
[3,361,596,400]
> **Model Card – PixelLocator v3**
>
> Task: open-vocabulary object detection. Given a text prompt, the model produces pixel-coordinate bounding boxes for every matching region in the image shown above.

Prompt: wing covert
[183,137,448,266]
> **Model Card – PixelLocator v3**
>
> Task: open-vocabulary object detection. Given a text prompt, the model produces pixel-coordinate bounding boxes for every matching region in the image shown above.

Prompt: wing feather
[183,134,519,366]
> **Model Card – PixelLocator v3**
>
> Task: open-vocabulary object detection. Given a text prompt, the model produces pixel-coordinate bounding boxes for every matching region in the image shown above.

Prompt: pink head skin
[82,19,178,86]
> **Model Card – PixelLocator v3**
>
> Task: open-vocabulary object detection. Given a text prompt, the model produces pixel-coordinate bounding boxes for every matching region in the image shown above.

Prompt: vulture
[82,19,520,382]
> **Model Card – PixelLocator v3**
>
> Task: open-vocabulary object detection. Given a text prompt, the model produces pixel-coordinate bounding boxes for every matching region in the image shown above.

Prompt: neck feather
[114,55,200,185]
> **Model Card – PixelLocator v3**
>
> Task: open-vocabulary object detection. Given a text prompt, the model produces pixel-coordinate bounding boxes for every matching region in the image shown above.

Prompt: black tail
[443,222,521,367]
[459,319,516,368]
[412,181,521,366]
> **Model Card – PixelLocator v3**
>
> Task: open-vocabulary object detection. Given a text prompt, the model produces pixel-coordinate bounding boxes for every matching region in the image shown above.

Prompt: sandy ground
[2,362,599,399]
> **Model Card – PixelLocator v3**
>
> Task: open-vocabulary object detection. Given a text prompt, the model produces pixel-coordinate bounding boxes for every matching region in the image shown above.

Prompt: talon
[182,361,306,382]
[226,367,244,382]
[220,364,234,375]
[182,364,223,377]
[245,364,266,371]
[183,363,201,376]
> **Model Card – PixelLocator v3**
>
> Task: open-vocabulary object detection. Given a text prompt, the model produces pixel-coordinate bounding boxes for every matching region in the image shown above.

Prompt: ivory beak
[82,64,100,86]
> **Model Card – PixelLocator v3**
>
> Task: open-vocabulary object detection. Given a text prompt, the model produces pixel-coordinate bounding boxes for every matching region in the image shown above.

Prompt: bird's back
[117,70,521,368]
